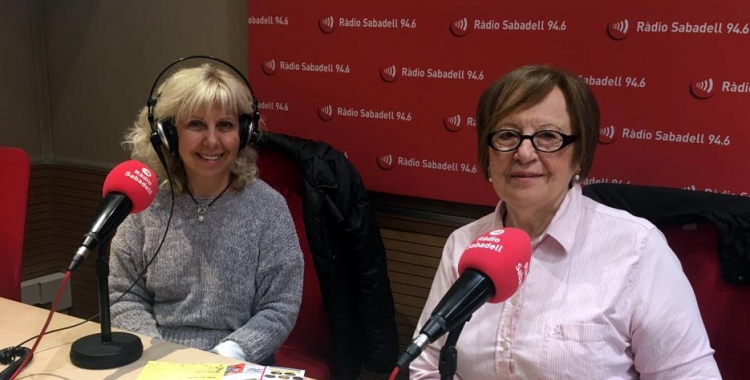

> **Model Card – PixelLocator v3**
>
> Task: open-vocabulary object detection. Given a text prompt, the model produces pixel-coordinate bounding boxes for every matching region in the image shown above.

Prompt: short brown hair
[476,64,600,179]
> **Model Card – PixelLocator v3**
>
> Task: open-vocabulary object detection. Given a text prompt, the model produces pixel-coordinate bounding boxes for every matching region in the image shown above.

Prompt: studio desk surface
[0,298,316,380]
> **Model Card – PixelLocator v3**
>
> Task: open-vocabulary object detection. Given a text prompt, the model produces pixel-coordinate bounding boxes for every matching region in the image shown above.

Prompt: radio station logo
[319,15,336,33]
[377,154,394,170]
[599,125,617,144]
[380,65,399,82]
[683,184,697,191]
[262,59,277,76]
[248,15,287,26]
[450,18,470,37]
[690,78,716,99]
[318,105,334,121]
[607,19,631,40]
[582,177,631,185]
[722,80,750,93]
[608,19,730,35]
[443,115,463,132]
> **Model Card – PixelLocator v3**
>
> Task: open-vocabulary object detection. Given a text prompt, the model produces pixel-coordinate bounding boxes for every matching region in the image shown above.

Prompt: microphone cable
[1,160,177,380]
[387,366,400,380]
[0,346,29,380]
[3,270,71,380]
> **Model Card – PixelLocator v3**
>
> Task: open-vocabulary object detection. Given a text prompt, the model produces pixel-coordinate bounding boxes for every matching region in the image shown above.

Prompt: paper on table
[136,361,228,380]
[223,363,306,379]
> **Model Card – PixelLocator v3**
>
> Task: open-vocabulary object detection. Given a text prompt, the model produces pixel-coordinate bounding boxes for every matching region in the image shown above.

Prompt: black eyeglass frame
[486,129,579,153]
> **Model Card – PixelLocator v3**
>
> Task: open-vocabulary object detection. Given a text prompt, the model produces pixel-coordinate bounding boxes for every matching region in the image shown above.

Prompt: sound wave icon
[380,65,399,82]
[443,115,462,132]
[262,59,277,75]
[377,154,394,170]
[690,78,715,99]
[607,19,630,40]
[319,16,335,33]
[450,18,469,37]
[318,105,333,121]
[599,125,616,144]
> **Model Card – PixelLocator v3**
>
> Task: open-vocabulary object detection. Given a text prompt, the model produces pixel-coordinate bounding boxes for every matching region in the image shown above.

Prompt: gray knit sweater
[108,179,303,363]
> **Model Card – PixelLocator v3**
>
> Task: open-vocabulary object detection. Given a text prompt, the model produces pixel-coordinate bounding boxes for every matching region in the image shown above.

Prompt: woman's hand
[210,341,246,361]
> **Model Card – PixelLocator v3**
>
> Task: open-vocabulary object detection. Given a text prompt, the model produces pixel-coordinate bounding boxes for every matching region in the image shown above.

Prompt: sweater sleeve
[221,194,304,363]
[109,214,163,339]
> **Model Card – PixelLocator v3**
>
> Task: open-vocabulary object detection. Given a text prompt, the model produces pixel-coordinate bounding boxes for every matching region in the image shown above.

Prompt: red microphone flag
[102,160,157,213]
[458,228,532,303]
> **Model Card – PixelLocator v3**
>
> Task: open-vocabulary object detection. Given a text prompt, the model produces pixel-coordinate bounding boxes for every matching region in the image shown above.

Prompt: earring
[573,173,581,182]
[488,177,493,183]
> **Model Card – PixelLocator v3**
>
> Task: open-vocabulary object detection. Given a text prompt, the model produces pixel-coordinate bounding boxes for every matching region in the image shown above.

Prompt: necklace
[185,181,232,222]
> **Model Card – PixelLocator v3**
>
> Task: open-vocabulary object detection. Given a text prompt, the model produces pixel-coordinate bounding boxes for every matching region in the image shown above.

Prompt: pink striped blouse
[410,184,721,380]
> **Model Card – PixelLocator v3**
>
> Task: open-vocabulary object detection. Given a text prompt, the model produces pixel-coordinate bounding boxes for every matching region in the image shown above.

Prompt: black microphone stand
[70,239,143,369]
[438,320,466,380]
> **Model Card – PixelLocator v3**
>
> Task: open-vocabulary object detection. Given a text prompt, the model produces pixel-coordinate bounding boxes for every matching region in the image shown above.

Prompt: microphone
[67,160,157,271]
[396,227,532,369]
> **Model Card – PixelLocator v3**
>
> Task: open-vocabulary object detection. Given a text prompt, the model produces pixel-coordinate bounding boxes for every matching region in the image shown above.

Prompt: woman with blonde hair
[109,61,303,365]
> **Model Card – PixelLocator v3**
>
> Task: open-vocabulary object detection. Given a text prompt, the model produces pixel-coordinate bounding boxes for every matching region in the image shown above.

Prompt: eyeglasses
[487,129,578,153]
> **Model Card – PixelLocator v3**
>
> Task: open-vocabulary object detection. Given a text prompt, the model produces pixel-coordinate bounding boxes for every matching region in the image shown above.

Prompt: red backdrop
[247,1,750,206]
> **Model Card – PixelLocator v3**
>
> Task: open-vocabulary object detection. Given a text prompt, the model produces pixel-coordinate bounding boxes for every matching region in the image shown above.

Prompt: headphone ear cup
[238,113,256,150]
[156,119,179,156]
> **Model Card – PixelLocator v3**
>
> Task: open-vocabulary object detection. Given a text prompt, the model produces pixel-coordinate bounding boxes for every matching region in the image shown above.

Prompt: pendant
[197,206,206,222]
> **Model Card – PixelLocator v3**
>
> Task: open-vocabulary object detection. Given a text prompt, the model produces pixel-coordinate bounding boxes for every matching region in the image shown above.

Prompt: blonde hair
[123,63,258,193]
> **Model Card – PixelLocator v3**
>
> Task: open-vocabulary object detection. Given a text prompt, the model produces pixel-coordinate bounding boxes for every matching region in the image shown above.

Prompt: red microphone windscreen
[457,228,532,303]
[102,160,158,213]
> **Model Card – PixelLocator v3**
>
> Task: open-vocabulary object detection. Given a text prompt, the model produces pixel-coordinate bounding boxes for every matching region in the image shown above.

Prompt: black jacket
[583,183,750,285]
[256,132,399,379]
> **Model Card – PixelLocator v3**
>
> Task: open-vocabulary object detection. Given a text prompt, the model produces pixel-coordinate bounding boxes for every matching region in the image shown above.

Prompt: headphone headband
[146,55,260,157]
[146,55,259,125]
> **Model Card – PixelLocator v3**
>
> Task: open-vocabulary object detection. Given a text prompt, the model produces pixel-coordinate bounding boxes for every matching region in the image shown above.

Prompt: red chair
[0,147,31,301]
[663,224,750,380]
[257,148,333,380]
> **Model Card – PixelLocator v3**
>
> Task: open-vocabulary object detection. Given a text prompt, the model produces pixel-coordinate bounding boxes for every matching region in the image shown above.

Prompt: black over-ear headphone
[146,55,260,157]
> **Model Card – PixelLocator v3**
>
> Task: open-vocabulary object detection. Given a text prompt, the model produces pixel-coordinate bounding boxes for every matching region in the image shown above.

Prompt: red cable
[10,270,72,380]
[388,366,400,380]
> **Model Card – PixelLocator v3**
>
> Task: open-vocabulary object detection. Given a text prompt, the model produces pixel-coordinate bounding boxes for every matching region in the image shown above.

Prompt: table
[0,298,314,379]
